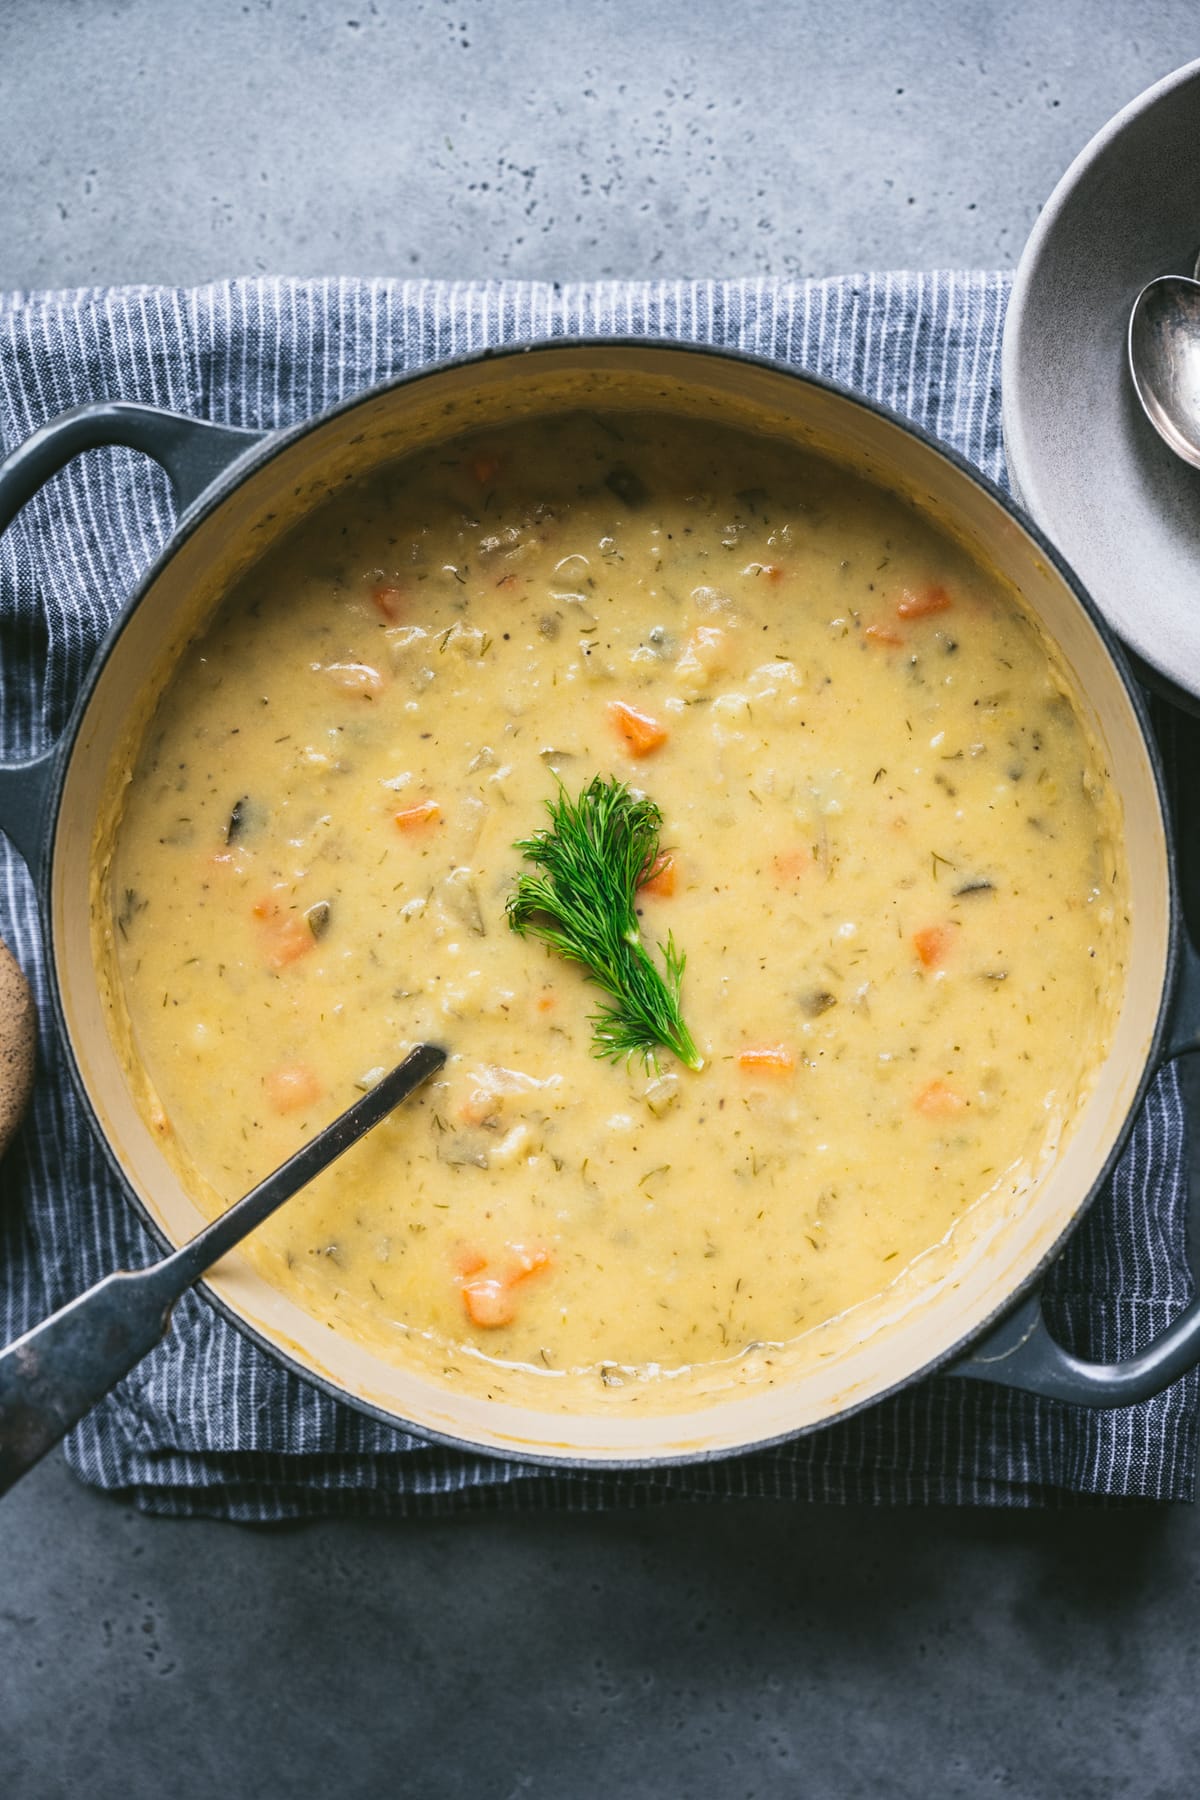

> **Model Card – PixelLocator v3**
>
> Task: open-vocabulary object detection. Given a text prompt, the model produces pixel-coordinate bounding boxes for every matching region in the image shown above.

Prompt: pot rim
[38,336,1182,1468]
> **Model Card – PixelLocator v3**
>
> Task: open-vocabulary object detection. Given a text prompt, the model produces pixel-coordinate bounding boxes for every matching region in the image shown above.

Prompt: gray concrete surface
[0,0,1195,288]
[4,1455,1200,1800]
[3,3,1200,1796]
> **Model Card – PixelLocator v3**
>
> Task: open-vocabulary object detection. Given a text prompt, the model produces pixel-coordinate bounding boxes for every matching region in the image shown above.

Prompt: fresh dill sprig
[506,775,704,1072]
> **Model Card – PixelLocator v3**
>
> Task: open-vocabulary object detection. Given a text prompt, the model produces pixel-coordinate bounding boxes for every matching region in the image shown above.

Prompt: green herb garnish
[506,775,704,1072]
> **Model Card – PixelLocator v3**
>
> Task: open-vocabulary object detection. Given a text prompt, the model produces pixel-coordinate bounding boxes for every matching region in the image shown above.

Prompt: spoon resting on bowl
[0,1041,447,1498]
[1128,272,1200,468]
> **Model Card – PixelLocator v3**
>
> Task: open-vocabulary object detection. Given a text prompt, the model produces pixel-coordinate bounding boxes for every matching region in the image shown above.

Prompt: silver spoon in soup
[0,1042,446,1498]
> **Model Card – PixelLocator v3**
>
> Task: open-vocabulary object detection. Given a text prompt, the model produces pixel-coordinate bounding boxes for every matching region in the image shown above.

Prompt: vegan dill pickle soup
[96,409,1129,1409]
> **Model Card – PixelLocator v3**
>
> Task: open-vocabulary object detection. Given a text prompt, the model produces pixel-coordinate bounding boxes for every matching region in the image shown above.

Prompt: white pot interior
[51,346,1171,1461]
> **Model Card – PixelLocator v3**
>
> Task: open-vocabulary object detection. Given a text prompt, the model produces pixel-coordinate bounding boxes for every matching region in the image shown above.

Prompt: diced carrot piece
[506,1243,552,1283]
[267,915,316,970]
[738,1045,796,1075]
[915,1079,966,1117]
[453,1246,488,1278]
[771,848,810,885]
[764,564,786,583]
[471,455,501,485]
[896,584,953,620]
[253,892,317,970]
[913,924,955,969]
[394,800,441,831]
[608,700,668,757]
[639,852,677,897]
[456,1239,551,1327]
[865,623,905,647]
[461,1276,515,1328]
[265,1062,322,1113]
[370,583,404,621]
[535,991,557,1013]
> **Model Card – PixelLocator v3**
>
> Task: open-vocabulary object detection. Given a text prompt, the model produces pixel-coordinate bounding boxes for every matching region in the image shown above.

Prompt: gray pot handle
[0,402,265,884]
[950,929,1200,1406]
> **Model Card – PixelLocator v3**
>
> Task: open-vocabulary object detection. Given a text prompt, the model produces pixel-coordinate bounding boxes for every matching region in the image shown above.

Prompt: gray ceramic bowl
[1003,57,1200,706]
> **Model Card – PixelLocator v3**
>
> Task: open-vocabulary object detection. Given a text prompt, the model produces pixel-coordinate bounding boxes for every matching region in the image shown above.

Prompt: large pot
[1,340,1199,1467]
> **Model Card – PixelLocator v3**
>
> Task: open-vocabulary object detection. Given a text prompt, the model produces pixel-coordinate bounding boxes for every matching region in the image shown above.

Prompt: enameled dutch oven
[1,340,1200,1469]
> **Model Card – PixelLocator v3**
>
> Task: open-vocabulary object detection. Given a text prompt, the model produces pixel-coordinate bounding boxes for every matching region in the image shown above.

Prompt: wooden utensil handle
[0,937,35,1163]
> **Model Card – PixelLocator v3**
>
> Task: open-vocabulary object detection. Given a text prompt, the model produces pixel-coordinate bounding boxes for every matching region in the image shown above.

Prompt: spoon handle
[0,1264,179,1496]
[0,1043,446,1498]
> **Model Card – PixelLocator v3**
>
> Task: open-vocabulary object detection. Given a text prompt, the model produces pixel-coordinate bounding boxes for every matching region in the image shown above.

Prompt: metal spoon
[0,1041,446,1497]
[1128,272,1200,468]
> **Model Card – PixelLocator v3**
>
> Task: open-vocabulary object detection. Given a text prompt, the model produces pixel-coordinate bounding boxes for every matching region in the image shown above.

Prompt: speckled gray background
[3,4,1200,1797]
[3,0,1194,288]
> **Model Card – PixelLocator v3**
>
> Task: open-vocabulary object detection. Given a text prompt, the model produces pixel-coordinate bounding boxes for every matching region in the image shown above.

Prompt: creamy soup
[97,411,1128,1408]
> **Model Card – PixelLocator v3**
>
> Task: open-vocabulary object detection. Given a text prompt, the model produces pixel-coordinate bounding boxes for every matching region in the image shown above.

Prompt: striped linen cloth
[0,274,1194,1517]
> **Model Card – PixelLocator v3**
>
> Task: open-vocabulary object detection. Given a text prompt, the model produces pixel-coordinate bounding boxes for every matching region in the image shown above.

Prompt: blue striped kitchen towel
[0,274,1194,1517]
